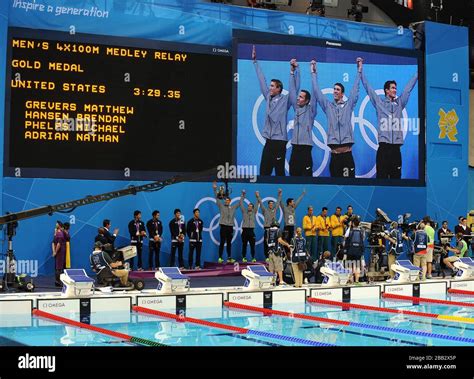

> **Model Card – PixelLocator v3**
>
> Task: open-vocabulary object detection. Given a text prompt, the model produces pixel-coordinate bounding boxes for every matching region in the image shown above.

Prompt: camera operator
[455,217,470,247]
[412,222,428,281]
[267,221,289,286]
[436,221,451,276]
[444,232,468,277]
[383,221,409,281]
[422,216,435,279]
[343,217,365,284]
[90,241,131,287]
[290,227,308,288]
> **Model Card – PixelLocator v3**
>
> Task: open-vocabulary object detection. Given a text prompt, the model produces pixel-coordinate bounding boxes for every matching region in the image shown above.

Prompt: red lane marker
[383,292,474,307]
[307,297,439,318]
[448,289,474,296]
[133,306,248,334]
[224,301,351,326]
[33,309,132,341]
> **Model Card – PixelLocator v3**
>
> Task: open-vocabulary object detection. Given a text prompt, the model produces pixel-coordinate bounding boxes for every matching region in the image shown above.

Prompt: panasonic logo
[326,41,342,47]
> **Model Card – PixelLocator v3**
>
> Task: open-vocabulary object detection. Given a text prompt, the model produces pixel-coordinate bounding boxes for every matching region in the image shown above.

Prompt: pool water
[1,294,473,347]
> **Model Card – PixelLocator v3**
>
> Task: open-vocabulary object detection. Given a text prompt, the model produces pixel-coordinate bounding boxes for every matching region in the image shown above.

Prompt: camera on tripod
[215,180,231,200]
[362,208,391,247]
[347,0,368,22]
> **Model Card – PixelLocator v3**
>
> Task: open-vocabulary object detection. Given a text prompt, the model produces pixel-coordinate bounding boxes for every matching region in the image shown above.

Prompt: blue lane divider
[247,329,334,347]
[350,322,474,344]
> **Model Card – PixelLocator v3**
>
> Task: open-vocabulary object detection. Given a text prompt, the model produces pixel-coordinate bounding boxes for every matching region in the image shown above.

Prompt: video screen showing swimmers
[234,33,423,185]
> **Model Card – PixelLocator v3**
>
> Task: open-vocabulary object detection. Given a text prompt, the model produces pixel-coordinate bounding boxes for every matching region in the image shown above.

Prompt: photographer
[90,241,131,287]
[412,223,428,281]
[444,232,468,277]
[455,217,472,256]
[267,221,289,286]
[290,227,308,288]
[423,216,435,279]
[383,221,409,281]
[343,218,365,284]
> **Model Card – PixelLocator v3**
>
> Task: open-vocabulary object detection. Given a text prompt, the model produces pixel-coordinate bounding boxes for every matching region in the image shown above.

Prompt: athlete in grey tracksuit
[288,61,318,176]
[253,45,294,176]
[213,182,244,262]
[240,191,259,262]
[361,63,418,179]
[256,190,282,258]
[311,58,362,178]
[279,188,306,241]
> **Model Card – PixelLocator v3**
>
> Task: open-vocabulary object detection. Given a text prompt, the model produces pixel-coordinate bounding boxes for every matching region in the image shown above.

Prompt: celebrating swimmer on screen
[288,59,318,176]
[252,45,293,176]
[360,61,418,179]
[311,57,362,178]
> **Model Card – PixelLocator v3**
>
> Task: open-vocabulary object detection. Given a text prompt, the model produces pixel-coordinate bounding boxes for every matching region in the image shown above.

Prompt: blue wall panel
[425,21,470,226]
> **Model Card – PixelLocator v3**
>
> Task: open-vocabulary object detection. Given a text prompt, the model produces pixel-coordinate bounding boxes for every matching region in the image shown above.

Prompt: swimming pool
[1,293,473,347]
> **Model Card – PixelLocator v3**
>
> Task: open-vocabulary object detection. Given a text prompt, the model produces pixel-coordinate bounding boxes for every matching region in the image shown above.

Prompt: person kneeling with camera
[291,227,308,288]
[90,241,131,287]
[444,232,468,277]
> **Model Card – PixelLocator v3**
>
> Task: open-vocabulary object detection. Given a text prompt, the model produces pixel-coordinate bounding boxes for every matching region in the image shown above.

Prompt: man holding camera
[444,232,468,277]
[423,216,435,279]
[266,221,289,286]
[290,227,308,288]
[412,223,428,280]
[343,217,365,284]
[90,241,130,287]
[383,221,409,280]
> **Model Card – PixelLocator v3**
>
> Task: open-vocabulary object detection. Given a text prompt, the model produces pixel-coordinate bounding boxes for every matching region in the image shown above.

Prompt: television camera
[359,208,392,282]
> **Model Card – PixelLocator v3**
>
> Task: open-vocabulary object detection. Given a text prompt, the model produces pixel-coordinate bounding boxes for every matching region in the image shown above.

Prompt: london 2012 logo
[438,108,459,142]
[194,196,283,246]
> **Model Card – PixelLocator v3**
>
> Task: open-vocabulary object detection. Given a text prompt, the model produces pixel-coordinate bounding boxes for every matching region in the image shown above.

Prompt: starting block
[453,258,474,280]
[242,265,275,290]
[391,260,422,283]
[155,267,190,294]
[320,262,351,286]
[60,269,95,297]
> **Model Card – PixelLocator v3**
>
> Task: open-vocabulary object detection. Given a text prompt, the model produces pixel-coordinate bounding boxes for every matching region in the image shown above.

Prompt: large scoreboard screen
[4,27,232,180]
